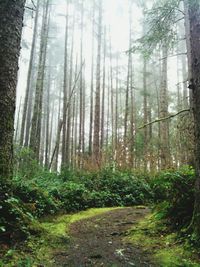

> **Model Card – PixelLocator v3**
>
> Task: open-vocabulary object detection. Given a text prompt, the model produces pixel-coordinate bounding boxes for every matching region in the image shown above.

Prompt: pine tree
[0,0,25,178]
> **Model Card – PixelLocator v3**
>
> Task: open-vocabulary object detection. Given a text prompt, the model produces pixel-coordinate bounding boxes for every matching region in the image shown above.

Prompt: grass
[1,207,117,267]
[126,213,200,267]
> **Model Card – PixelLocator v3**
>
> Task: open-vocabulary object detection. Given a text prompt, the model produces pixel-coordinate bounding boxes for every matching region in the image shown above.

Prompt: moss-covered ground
[126,213,200,267]
[1,207,200,267]
[1,208,117,266]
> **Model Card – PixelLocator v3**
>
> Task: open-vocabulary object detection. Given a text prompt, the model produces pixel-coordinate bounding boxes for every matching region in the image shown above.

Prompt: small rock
[110,232,120,236]
[128,262,136,266]
[90,254,103,259]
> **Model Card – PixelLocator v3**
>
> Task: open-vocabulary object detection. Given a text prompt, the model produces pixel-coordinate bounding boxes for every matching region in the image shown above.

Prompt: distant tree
[0,0,25,178]
[29,0,50,161]
[20,0,40,147]
[93,0,102,164]
[88,2,95,156]
[61,0,69,168]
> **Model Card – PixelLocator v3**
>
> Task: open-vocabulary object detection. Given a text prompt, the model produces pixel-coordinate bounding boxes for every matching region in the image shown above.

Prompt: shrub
[56,182,89,211]
[0,180,41,242]
[151,166,195,229]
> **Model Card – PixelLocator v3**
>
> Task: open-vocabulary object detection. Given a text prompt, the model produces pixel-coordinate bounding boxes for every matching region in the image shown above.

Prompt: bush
[12,182,60,217]
[56,182,89,211]
[0,180,41,242]
[151,166,195,229]
[47,168,153,212]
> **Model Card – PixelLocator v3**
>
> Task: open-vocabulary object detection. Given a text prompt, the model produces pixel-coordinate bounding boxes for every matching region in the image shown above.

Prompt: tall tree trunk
[143,57,148,170]
[124,50,131,165]
[100,28,106,154]
[88,3,95,156]
[114,57,119,162]
[187,0,200,236]
[66,16,75,168]
[29,0,50,160]
[93,0,102,164]
[52,86,62,172]
[45,70,51,168]
[0,0,25,178]
[159,45,170,169]
[20,0,40,146]
[61,1,69,168]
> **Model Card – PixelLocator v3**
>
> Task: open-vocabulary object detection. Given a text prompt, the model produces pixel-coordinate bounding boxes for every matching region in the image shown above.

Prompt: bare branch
[25,6,36,11]
[31,0,36,9]
[48,61,85,170]
[160,52,187,60]
[138,109,190,129]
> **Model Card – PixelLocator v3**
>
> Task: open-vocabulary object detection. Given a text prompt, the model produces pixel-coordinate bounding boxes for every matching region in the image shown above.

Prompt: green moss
[2,208,116,266]
[127,214,200,267]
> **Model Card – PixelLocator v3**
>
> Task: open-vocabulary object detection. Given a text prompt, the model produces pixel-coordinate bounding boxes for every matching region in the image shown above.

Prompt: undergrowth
[1,208,115,266]
[0,147,199,263]
[127,213,200,267]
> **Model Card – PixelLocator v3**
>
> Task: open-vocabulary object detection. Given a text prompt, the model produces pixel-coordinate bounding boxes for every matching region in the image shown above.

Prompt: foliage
[0,179,42,244]
[0,164,153,247]
[14,146,42,178]
[131,0,181,57]
[12,180,60,217]
[151,166,195,229]
[1,208,115,266]
[127,213,200,266]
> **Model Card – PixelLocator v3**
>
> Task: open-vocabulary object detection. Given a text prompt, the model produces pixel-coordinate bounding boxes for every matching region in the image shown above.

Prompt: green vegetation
[0,150,153,249]
[127,213,200,267]
[1,150,199,265]
[151,166,195,230]
[0,208,115,266]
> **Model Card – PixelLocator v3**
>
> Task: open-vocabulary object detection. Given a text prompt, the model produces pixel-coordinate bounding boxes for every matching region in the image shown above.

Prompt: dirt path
[53,207,155,267]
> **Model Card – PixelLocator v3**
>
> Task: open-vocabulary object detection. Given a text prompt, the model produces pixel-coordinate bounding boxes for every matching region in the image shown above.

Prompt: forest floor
[2,207,200,266]
[52,206,154,267]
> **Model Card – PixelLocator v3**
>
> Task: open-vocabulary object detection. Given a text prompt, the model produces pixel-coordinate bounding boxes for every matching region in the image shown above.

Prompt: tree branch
[25,6,36,11]
[138,109,190,129]
[31,0,36,9]
[48,61,85,170]
[160,52,187,60]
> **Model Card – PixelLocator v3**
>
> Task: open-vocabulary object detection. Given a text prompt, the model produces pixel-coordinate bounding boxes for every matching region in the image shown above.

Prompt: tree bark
[0,0,25,178]
[29,0,50,160]
[61,1,69,168]
[93,0,102,164]
[187,0,200,236]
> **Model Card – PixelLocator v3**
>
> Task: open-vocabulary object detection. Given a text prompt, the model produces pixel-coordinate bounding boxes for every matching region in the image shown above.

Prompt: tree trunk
[159,45,170,169]
[61,1,69,168]
[20,0,40,147]
[0,0,25,178]
[88,3,95,156]
[29,0,50,160]
[187,0,200,237]
[100,28,106,154]
[93,0,102,165]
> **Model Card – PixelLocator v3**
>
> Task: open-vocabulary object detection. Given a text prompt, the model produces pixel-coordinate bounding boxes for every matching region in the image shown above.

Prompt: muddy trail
[53,207,155,267]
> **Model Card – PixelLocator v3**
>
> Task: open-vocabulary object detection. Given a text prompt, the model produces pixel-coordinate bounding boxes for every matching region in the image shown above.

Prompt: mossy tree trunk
[0,0,25,178]
[187,0,200,237]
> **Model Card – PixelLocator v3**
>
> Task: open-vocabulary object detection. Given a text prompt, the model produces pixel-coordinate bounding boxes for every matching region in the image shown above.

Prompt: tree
[187,0,200,237]
[61,0,69,168]
[0,0,26,178]
[159,45,170,169]
[29,0,50,161]
[20,0,40,147]
[93,0,102,164]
